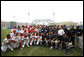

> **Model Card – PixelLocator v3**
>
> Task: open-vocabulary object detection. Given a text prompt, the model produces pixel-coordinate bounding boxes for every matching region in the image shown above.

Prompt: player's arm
[44,38,47,40]
[65,42,69,44]
[52,38,55,41]
[65,38,71,44]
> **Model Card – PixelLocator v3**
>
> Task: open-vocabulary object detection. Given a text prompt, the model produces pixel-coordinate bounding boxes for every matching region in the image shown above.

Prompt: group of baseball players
[1,24,83,55]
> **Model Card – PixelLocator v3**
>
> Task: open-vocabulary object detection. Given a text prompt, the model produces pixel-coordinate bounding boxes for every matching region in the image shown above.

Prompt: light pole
[28,12,30,26]
[13,16,15,21]
[53,11,55,25]
[13,16,16,26]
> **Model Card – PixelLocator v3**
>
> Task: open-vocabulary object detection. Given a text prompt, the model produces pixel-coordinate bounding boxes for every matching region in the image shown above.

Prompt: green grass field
[1,29,83,56]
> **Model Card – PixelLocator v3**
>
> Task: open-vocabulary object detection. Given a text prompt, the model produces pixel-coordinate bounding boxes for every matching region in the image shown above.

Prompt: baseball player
[18,33,24,49]
[62,34,72,55]
[11,26,17,32]
[30,33,35,45]
[58,25,65,49]
[1,34,13,52]
[34,33,38,45]
[36,33,42,45]
[23,34,29,47]
[14,33,20,48]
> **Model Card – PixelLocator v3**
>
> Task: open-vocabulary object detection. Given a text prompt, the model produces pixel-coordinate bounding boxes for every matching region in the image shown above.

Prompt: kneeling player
[62,34,72,55]
[30,33,35,45]
[1,34,13,52]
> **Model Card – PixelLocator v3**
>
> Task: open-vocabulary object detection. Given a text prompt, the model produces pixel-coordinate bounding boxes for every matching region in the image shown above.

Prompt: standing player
[34,33,38,45]
[44,33,49,47]
[58,25,65,49]
[24,30,28,36]
[75,26,83,47]
[16,26,21,34]
[21,25,25,33]
[25,25,28,33]
[23,34,29,47]
[30,32,35,45]
[69,26,76,47]
[49,32,54,49]
[10,30,17,49]
[11,26,17,32]
[36,33,41,45]
[10,30,16,38]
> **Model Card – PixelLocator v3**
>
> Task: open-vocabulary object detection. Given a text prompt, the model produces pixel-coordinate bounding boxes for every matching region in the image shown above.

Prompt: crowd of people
[1,24,83,55]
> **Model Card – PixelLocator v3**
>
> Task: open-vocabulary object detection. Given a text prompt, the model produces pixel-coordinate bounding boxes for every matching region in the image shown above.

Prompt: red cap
[13,30,16,32]
[20,28,21,30]
[18,26,20,28]
[14,26,16,28]
[28,30,31,33]
[26,25,27,28]
[34,25,36,27]
[39,33,42,36]
[20,33,23,35]
[24,30,27,32]
[24,34,27,36]
[9,41,12,44]
[29,25,32,28]
[22,25,24,28]
[16,32,19,35]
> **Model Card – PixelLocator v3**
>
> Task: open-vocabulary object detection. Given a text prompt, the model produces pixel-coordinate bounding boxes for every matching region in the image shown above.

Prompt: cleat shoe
[59,47,62,50]
[11,49,13,51]
[21,48,23,49]
[50,46,53,49]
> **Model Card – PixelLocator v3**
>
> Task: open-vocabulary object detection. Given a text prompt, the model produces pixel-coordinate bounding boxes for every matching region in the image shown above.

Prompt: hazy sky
[1,1,83,23]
